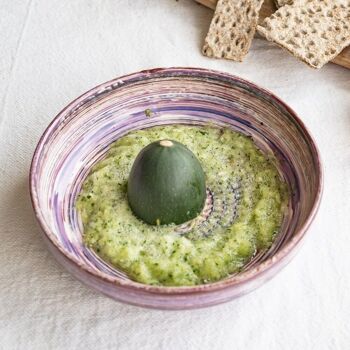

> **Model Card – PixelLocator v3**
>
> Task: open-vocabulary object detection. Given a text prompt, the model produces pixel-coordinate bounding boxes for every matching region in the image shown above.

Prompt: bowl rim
[29,67,323,295]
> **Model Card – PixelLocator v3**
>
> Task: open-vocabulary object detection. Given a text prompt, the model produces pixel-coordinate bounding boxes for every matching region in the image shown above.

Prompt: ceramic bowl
[30,68,322,309]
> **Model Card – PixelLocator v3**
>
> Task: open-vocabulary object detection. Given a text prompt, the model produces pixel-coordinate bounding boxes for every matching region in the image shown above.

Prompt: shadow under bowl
[30,67,323,310]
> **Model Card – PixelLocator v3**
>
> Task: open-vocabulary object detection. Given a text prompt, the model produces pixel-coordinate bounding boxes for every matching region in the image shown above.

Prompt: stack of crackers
[202,0,350,68]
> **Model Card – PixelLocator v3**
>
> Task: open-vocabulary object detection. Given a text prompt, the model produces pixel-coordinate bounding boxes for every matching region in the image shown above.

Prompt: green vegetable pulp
[76,125,288,286]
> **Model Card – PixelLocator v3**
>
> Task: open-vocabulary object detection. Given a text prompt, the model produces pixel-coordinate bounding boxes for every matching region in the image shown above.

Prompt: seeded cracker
[258,0,350,68]
[274,0,294,8]
[202,0,264,61]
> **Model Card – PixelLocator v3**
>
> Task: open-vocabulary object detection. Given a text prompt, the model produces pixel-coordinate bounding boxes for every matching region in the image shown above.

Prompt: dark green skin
[127,140,206,225]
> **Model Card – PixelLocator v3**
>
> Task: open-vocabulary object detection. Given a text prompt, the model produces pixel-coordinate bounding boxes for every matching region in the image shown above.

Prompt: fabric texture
[0,0,349,349]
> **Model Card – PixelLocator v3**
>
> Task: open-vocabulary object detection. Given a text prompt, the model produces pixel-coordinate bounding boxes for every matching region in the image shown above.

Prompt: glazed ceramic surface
[30,68,322,309]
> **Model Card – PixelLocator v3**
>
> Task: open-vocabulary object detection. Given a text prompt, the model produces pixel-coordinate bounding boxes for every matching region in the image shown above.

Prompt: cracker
[274,0,294,8]
[202,0,264,61]
[258,0,350,68]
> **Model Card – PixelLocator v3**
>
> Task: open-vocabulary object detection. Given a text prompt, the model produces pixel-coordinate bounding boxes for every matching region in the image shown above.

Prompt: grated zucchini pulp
[76,125,288,286]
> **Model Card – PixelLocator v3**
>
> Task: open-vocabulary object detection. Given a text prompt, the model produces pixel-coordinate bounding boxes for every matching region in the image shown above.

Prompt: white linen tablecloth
[1,1,349,349]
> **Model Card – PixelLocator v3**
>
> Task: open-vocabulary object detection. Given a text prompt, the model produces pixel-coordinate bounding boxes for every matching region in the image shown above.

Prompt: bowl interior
[31,68,321,287]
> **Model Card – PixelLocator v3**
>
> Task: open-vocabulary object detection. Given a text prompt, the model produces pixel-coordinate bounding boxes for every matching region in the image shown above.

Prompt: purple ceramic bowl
[30,67,322,310]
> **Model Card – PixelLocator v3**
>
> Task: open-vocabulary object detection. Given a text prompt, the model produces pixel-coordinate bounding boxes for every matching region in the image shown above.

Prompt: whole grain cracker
[202,0,264,61]
[274,0,294,8]
[258,0,350,68]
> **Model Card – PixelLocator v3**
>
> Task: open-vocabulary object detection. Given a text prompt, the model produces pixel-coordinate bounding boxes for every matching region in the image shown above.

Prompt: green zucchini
[127,140,206,225]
